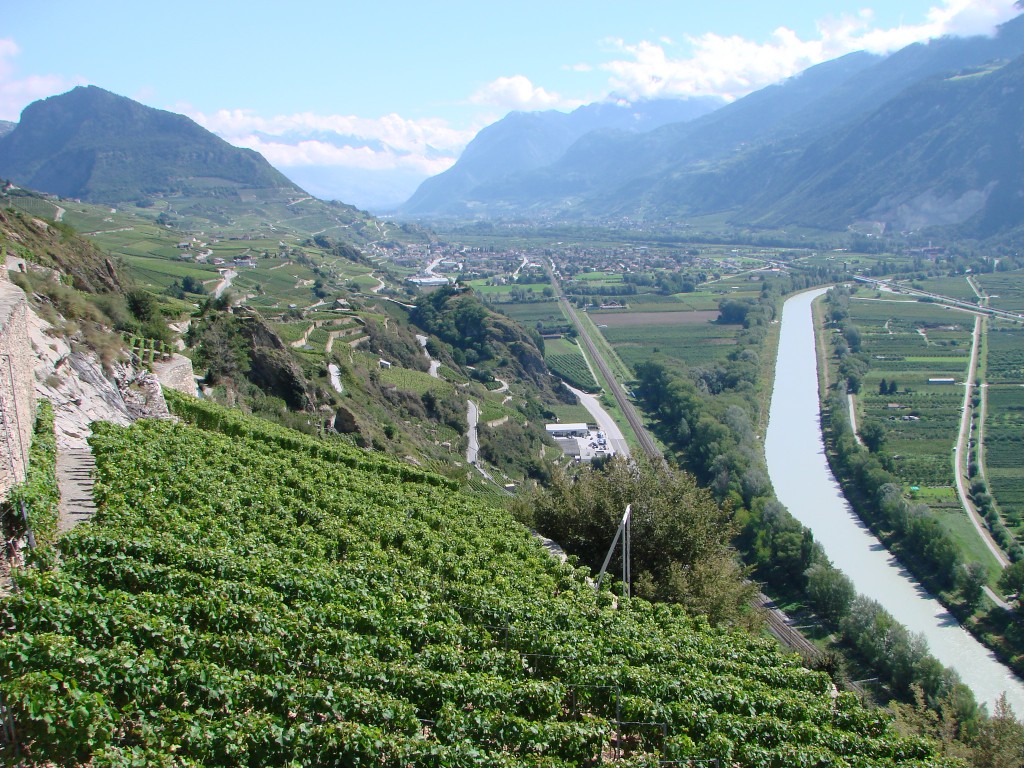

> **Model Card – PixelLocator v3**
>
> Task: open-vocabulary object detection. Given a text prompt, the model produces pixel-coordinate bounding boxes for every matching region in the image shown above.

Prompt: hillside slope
[0,397,958,766]
[406,12,1024,239]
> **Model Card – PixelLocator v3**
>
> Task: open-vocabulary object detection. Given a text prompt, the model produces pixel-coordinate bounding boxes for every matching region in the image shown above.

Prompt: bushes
[2,400,59,564]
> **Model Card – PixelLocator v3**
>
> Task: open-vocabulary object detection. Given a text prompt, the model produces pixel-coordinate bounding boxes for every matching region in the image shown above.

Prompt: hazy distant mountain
[399,97,724,215]
[400,12,1024,241]
[0,120,14,140]
[0,86,303,203]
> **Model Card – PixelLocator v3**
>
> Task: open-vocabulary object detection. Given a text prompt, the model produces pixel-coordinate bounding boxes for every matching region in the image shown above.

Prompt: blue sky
[2,1,1020,208]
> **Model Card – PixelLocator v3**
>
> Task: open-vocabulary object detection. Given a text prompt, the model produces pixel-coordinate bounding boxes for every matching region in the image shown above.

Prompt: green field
[495,300,568,327]
[984,384,1024,528]
[601,319,740,370]
[543,337,598,391]
[916,275,982,303]
[976,272,1024,313]
[848,298,973,488]
[986,325,1024,383]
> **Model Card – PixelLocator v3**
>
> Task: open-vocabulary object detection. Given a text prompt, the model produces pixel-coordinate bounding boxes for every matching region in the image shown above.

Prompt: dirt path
[847,394,866,447]
[56,446,97,532]
[416,335,440,378]
[213,269,237,299]
[328,363,344,394]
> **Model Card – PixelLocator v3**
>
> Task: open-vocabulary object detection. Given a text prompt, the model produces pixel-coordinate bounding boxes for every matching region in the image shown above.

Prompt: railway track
[548,265,661,460]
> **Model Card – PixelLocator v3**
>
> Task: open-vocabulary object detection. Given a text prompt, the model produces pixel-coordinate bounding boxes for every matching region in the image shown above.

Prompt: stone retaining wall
[0,270,36,501]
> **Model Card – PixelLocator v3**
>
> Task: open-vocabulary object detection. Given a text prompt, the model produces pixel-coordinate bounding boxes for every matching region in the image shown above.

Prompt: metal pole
[20,501,35,551]
[625,506,631,599]
[596,504,632,594]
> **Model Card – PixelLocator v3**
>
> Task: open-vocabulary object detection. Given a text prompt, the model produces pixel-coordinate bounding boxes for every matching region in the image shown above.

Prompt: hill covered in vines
[0,395,957,766]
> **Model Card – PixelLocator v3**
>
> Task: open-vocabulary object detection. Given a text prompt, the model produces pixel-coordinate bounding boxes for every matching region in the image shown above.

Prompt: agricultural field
[983,385,1024,529]
[0,401,951,765]
[120,254,221,292]
[975,321,1024,540]
[543,336,598,392]
[847,298,973,488]
[915,275,982,304]
[600,313,741,370]
[986,324,1024,384]
[976,272,1024,313]
[614,293,725,312]
[492,299,568,329]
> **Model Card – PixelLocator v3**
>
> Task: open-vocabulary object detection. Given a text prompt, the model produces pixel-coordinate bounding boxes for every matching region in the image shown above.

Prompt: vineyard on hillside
[0,398,955,766]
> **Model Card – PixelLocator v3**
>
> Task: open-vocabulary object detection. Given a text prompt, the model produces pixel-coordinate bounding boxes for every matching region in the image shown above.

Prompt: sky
[2,1,1021,209]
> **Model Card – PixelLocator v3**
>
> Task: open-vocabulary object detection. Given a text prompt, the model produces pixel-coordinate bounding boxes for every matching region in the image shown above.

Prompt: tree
[513,456,756,626]
[859,421,886,453]
[126,289,158,323]
[805,562,856,621]
[972,693,1024,768]
[181,275,206,295]
[998,561,1024,604]
[957,562,988,611]
[879,378,889,396]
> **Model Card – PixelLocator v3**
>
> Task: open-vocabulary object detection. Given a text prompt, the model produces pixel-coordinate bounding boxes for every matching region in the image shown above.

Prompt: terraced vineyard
[0,398,956,765]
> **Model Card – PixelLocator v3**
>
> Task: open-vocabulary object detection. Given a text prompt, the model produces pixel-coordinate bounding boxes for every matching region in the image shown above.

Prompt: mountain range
[400,96,724,215]
[4,13,1024,246]
[399,13,1024,243]
[0,86,301,204]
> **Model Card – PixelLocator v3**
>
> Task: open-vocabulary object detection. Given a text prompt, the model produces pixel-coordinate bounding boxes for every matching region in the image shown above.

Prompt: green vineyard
[547,352,600,393]
[0,397,955,766]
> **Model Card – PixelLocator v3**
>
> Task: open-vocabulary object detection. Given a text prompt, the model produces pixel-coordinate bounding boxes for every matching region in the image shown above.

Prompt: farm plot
[544,337,598,392]
[986,325,1024,384]
[496,300,568,328]
[121,254,220,291]
[849,301,973,488]
[976,272,1024,313]
[619,293,723,311]
[599,312,740,369]
[917,276,981,303]
[983,385,1024,528]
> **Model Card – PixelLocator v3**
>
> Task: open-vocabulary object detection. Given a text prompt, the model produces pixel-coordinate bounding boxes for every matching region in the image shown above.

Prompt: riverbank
[767,288,1024,712]
[812,288,1024,686]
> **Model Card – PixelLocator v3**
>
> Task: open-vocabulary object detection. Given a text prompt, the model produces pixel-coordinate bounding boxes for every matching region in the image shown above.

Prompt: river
[765,287,1024,712]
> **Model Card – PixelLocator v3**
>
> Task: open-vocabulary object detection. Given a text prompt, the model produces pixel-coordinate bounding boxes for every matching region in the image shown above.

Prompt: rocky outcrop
[152,353,199,397]
[235,312,316,411]
[331,405,359,434]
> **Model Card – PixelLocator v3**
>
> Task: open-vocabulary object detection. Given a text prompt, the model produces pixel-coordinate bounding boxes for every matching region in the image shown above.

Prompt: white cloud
[469,75,575,111]
[600,0,1021,101]
[0,37,85,121]
[187,107,478,177]
[233,135,459,177]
